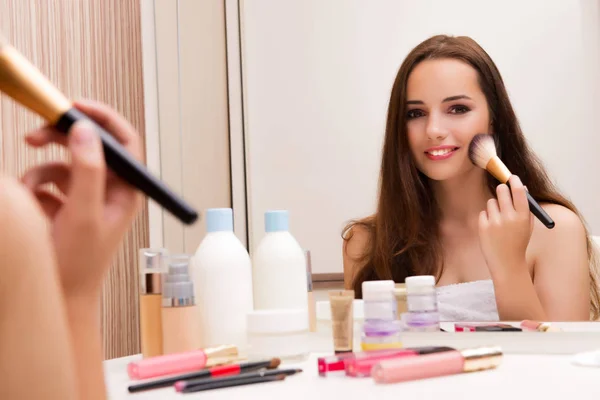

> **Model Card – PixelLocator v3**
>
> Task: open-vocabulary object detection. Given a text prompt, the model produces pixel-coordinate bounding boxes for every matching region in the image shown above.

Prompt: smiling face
[405,58,492,181]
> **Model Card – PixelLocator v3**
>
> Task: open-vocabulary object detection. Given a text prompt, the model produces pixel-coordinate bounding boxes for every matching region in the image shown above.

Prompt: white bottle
[252,210,308,310]
[192,208,254,351]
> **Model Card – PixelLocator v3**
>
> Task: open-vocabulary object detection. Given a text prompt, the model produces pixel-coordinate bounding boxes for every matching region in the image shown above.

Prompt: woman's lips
[424,147,459,161]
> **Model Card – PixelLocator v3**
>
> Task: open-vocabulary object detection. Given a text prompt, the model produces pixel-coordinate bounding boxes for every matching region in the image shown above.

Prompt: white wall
[239,0,600,273]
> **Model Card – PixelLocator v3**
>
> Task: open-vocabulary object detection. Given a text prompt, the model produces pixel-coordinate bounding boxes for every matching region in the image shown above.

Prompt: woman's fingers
[486,198,501,224]
[21,162,71,195]
[25,99,142,162]
[33,188,64,219]
[73,99,142,160]
[496,183,514,213]
[508,175,529,214]
[25,127,68,148]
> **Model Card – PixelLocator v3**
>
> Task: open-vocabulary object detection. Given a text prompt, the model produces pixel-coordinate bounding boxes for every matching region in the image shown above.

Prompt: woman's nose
[425,114,449,141]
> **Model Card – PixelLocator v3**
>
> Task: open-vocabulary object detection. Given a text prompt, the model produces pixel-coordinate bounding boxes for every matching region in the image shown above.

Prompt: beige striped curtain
[0,0,148,359]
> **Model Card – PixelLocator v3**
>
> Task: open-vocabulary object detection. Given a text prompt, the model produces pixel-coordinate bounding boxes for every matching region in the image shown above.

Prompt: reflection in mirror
[238,0,600,325]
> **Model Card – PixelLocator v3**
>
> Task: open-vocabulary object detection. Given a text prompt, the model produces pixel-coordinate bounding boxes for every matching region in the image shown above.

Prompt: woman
[342,35,599,322]
[0,100,142,399]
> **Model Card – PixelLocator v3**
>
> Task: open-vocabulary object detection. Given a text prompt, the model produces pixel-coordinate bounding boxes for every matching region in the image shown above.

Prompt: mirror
[237,0,600,327]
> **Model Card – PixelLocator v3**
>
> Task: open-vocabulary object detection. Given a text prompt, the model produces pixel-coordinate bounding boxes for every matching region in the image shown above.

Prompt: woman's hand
[479,175,533,278]
[21,99,143,301]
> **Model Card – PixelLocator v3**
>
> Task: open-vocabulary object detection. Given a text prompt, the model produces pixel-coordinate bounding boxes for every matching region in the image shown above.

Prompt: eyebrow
[406,95,472,105]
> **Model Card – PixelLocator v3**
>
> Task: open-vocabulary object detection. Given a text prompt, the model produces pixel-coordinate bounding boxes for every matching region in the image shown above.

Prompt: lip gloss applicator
[0,33,198,224]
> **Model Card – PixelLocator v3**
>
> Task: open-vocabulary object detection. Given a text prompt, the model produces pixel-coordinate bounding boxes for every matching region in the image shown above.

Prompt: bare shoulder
[343,223,371,258]
[529,203,587,259]
[342,223,371,289]
[0,176,47,238]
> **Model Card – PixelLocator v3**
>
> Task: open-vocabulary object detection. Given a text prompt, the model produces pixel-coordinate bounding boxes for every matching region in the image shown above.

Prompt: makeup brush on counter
[175,368,303,393]
[0,33,198,224]
[127,358,281,393]
[468,133,555,229]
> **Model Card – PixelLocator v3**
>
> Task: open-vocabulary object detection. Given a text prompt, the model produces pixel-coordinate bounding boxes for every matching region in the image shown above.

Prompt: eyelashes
[407,109,425,119]
[406,105,471,119]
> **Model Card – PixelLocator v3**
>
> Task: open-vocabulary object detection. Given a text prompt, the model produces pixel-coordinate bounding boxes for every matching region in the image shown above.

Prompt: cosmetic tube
[345,346,454,377]
[393,284,408,319]
[127,344,239,380]
[318,349,405,376]
[139,248,168,358]
[329,290,355,353]
[372,346,502,384]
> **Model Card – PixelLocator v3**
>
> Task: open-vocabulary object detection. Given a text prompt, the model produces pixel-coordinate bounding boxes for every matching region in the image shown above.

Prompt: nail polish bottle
[139,248,168,358]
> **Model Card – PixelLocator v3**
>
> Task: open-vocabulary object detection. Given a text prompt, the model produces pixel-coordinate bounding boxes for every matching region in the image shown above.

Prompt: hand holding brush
[468,133,555,229]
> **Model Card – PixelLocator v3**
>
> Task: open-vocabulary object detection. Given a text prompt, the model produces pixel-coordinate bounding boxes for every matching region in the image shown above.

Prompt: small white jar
[246,309,309,362]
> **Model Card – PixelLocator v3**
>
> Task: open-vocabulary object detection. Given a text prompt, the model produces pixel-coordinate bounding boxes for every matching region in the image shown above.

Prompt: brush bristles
[468,133,497,169]
[269,358,281,369]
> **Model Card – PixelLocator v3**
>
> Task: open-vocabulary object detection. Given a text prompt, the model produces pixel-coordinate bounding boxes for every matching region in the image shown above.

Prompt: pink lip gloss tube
[127,345,238,380]
[345,346,454,377]
[372,346,502,384]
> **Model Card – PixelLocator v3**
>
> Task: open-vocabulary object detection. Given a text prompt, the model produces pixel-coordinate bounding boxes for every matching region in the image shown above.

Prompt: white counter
[105,350,600,400]
[105,322,600,399]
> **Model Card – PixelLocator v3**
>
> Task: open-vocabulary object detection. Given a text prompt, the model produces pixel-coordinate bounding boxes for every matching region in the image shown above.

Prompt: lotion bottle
[252,210,308,310]
[192,208,254,351]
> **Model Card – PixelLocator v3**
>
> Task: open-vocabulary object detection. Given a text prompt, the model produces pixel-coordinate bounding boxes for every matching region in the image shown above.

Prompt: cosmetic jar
[360,321,403,351]
[405,275,440,331]
[401,311,440,332]
[363,280,396,321]
[246,309,309,362]
[361,281,402,350]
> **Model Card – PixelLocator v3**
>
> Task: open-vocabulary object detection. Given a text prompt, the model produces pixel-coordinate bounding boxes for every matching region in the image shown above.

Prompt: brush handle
[526,191,555,229]
[182,375,282,393]
[55,108,199,225]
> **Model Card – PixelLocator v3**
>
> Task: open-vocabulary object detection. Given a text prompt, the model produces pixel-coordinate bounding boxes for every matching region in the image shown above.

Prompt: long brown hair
[344,34,600,319]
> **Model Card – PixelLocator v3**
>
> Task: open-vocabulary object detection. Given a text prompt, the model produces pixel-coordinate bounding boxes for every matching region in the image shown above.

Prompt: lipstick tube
[372,346,502,384]
[345,346,454,377]
[127,344,239,380]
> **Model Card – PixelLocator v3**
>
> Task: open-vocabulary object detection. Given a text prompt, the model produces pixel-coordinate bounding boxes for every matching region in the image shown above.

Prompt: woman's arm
[0,177,77,399]
[480,176,591,321]
[530,204,590,320]
[21,100,143,400]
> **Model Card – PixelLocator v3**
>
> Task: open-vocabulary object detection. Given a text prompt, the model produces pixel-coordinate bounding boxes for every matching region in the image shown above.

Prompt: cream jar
[246,309,309,362]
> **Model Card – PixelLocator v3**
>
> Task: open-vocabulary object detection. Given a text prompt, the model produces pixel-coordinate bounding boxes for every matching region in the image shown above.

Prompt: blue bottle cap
[265,210,289,232]
[206,208,234,232]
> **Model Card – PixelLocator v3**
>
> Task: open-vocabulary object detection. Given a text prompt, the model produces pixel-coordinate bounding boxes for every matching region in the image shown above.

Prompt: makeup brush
[175,368,302,392]
[0,33,198,225]
[181,374,286,393]
[468,133,554,229]
[127,358,281,393]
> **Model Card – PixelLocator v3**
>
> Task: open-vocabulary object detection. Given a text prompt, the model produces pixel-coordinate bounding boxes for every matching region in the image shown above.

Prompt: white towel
[436,279,499,322]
